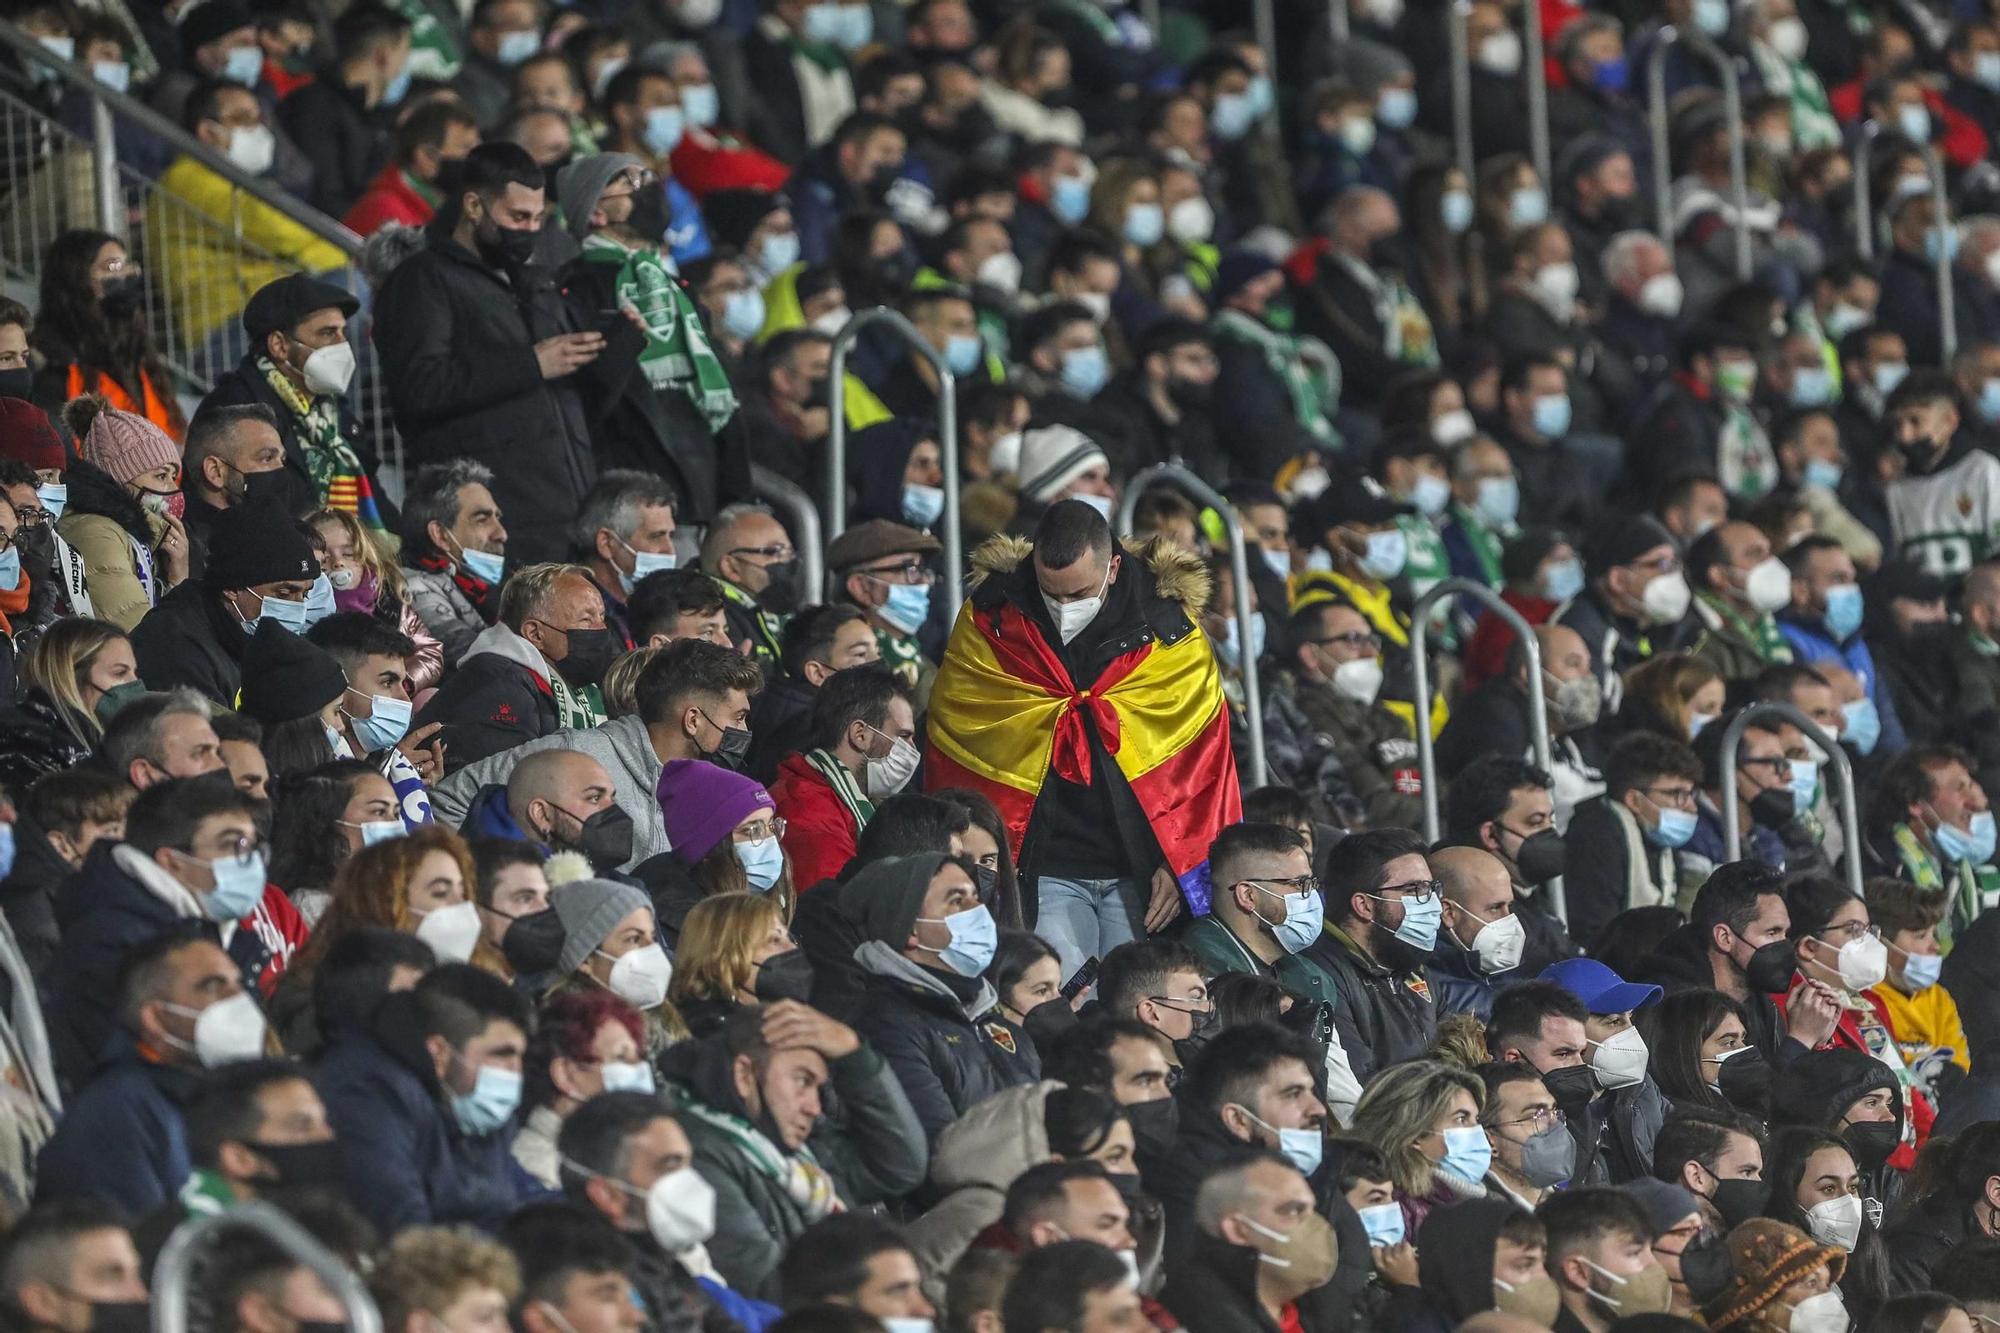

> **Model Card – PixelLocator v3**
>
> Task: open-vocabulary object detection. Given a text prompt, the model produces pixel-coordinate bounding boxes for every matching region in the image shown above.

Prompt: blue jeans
[1034,876,1141,983]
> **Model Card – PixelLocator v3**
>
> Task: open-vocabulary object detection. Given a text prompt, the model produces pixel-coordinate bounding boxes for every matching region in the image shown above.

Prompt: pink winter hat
[65,395,178,485]
[656,759,775,865]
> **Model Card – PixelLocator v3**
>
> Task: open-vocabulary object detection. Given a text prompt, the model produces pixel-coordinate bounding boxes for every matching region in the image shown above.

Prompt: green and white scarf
[1211,309,1340,445]
[259,355,389,535]
[804,748,873,837]
[579,233,738,432]
[678,1098,844,1221]
[1697,592,1793,665]
[551,673,607,732]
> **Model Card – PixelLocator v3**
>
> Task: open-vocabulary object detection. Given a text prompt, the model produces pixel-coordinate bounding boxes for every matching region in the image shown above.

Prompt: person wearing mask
[457,751,630,872]
[511,989,650,1188]
[342,100,483,237]
[200,275,393,530]
[1597,231,1685,393]
[1305,828,1441,1082]
[98,691,228,793]
[1437,624,1606,828]
[701,503,802,673]
[0,1203,149,1333]
[1541,958,1669,1185]
[568,470,680,652]
[557,156,739,526]
[316,962,529,1234]
[414,563,614,770]
[1158,1155,1341,1333]
[657,1003,926,1297]
[842,851,1035,1141]
[375,143,604,566]
[1881,1121,2000,1289]
[1564,732,1704,947]
[38,931,265,1213]
[641,761,796,950]
[769,665,916,891]
[744,606,881,784]
[926,501,1237,978]
[307,611,436,812]
[397,461,510,666]
[1440,439,1525,612]
[1680,711,1806,873]
[1440,757,1578,975]
[1295,186,1436,418]
[1559,516,1698,715]
[1208,251,1342,481]
[1491,355,1597,535]
[594,67,711,267]
[1705,1217,1855,1333]
[1477,1064,1570,1212]
[626,568,733,651]
[1885,371,2000,580]
[169,406,292,584]
[1690,521,1799,683]
[275,4,413,217]
[1459,528,1585,693]
[1093,939,1211,1084]
[1272,599,1424,833]
[1426,847,1527,1022]
[1768,1048,1913,1216]
[1090,318,1224,482]
[449,0,544,128]
[1780,535,1906,759]
[1863,876,1969,1095]
[1877,193,1995,371]
[1628,325,1778,507]
[1539,1187,1674,1329]
[828,520,942,700]
[56,396,188,632]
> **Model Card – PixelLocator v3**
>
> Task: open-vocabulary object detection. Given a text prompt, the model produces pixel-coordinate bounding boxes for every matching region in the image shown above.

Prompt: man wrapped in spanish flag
[927,499,1241,976]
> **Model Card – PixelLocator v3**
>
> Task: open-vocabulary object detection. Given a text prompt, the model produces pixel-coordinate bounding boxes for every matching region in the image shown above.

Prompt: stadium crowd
[11,0,2000,1329]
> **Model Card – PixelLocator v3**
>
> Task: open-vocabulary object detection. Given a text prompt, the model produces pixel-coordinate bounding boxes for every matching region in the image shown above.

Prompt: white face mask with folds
[1043,562,1111,645]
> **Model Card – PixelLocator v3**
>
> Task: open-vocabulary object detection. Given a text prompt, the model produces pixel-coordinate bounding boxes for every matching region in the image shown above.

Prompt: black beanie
[1768,1048,1900,1132]
[202,503,319,590]
[845,853,951,948]
[237,621,348,726]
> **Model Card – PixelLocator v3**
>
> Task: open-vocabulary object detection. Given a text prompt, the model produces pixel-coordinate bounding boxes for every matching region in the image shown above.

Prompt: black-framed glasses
[1641,784,1698,810]
[1243,873,1320,899]
[861,561,936,585]
[1375,878,1442,902]
[1740,756,1794,775]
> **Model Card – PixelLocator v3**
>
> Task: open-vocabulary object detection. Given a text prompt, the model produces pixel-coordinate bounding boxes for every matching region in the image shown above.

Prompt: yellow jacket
[148,156,347,343]
[1867,978,1971,1074]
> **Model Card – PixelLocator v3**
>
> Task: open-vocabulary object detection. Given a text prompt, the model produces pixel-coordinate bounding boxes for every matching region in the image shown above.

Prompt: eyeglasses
[734,817,787,843]
[1641,785,1698,810]
[0,530,14,554]
[1314,632,1383,651]
[1740,756,1794,775]
[1147,992,1211,1013]
[1819,920,1881,945]
[1242,873,1320,899]
[178,835,269,866]
[1374,878,1441,903]
[1487,1105,1565,1131]
[731,543,796,562]
[1626,554,1680,575]
[861,561,936,585]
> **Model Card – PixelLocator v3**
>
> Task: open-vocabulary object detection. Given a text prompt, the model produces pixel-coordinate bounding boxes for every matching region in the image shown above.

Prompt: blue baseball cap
[1540,957,1663,1014]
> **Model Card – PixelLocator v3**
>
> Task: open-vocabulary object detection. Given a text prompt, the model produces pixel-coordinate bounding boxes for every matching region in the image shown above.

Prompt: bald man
[1437,625,1607,814]
[457,749,632,872]
[1428,847,1523,1020]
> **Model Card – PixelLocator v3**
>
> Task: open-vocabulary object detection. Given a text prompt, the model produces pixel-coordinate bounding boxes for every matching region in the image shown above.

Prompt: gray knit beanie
[556,152,649,244]
[550,878,653,975]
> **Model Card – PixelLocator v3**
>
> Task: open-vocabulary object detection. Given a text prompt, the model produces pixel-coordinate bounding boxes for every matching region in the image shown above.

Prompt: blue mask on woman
[735,836,786,890]
[0,546,20,592]
[1440,1125,1492,1182]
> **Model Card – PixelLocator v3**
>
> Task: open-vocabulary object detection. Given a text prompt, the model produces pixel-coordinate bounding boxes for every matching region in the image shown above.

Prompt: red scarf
[414,551,498,622]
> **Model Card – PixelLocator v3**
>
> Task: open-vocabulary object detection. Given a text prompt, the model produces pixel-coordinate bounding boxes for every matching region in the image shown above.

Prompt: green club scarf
[580,233,738,432]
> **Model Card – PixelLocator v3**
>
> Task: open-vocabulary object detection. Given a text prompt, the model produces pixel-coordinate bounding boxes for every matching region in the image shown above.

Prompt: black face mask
[754,948,816,1003]
[1749,787,1797,831]
[553,626,618,688]
[1173,1004,1220,1067]
[99,274,145,318]
[759,558,803,614]
[1843,1119,1900,1171]
[1742,939,1797,993]
[702,721,754,771]
[1167,377,1214,412]
[476,215,539,269]
[1541,1062,1598,1114]
[562,805,636,870]
[1021,996,1079,1050]
[627,186,671,246]
[249,1138,345,1191]
[1107,1167,1151,1209]
[972,862,999,902]
[1706,1176,1772,1229]
[874,248,916,292]
[83,1302,151,1333]
[1125,1095,1179,1161]
[1510,828,1567,885]
[1714,1046,1773,1113]
[1366,235,1403,270]
[0,367,31,400]
[802,374,832,411]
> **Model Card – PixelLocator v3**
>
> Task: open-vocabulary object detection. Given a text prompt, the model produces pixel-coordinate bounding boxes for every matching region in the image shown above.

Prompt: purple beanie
[656,759,775,865]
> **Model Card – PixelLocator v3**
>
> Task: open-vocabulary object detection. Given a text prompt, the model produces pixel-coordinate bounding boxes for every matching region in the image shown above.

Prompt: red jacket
[246,885,309,997]
[1827,82,1989,170]
[1461,589,1559,692]
[771,752,862,891]
[1782,974,1936,1170]
[342,164,438,237]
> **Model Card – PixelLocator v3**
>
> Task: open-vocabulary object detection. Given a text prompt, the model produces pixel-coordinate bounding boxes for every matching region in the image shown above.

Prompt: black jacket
[277,75,388,218]
[1211,328,1325,482]
[1632,922,1809,1069]
[740,26,841,168]
[1292,252,1401,408]
[1880,1193,1974,1292]
[1158,1229,1282,1333]
[1624,375,1730,503]
[1493,421,1601,535]
[1596,296,1676,405]
[412,642,562,773]
[0,810,72,983]
[374,228,597,563]
[1434,677,1534,772]
[196,354,374,524]
[1301,923,1438,1084]
[1558,586,1699,711]
[0,690,92,793]
[745,675,815,785]
[128,580,250,706]
[1089,371,1228,483]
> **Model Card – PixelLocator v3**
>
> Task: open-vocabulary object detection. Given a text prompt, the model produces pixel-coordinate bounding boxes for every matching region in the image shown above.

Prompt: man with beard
[1304,827,1442,1083]
[1087,318,1225,482]
[173,406,291,581]
[375,143,606,565]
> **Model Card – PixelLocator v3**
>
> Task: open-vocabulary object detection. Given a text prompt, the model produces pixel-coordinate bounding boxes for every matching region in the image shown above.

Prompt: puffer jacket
[400,562,490,667]
[851,941,1038,1144]
[906,1081,1057,1293]
[54,461,169,632]
[412,623,563,772]
[658,1025,926,1300]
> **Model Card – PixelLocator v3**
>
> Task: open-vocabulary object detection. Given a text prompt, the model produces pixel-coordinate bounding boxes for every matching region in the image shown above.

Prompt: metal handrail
[0,22,362,251]
[1411,578,1565,922]
[1330,0,1350,43]
[1252,0,1282,151]
[1523,0,1551,187]
[1449,0,1475,186]
[1115,465,1267,783]
[751,463,824,609]
[827,306,965,625]
[1851,120,1888,260]
[1717,702,1863,898]
[1926,145,1958,363]
[1647,26,1753,278]
[153,1202,381,1333]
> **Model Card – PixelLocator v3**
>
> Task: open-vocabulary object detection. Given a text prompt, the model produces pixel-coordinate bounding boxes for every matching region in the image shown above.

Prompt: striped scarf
[678,1098,844,1221]
[804,748,872,835]
[258,356,388,534]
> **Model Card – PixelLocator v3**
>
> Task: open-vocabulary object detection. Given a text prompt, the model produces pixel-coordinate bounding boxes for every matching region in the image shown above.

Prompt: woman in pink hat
[53,394,188,629]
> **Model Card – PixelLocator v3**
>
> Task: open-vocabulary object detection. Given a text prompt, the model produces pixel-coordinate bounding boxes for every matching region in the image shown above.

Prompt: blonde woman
[370,1225,521,1333]
[309,507,445,694]
[1624,653,1727,745]
[600,645,661,719]
[1348,1059,1487,1235]
[3,618,140,787]
[668,892,803,1038]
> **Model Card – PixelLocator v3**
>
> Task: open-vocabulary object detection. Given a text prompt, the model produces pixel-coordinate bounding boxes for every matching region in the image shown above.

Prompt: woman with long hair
[30,229,183,439]
[1639,987,1757,1116]
[1348,1059,1488,1234]
[1762,1127,1892,1321]
[1,617,137,787]
[935,788,1023,929]
[1403,161,1487,348]
[667,892,804,1038]
[54,396,187,629]
[1623,653,1727,745]
[268,760,400,925]
[287,824,502,983]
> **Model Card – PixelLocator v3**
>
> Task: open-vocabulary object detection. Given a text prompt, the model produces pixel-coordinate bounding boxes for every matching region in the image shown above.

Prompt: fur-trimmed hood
[967,532,1212,617]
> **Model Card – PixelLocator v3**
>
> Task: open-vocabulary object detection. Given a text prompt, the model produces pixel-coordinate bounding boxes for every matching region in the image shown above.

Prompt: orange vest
[65,364,182,443]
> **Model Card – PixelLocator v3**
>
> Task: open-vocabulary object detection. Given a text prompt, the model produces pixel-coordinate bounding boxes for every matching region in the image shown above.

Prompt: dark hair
[1863,876,1948,940]
[1936,1240,2000,1301]
[183,404,279,487]
[1002,1159,1113,1236]
[393,98,478,167]
[633,637,764,727]
[1324,827,1429,923]
[1539,1186,1655,1259]
[1208,972,1291,1030]
[115,923,223,1030]
[1650,1107,1765,1185]
[1858,1295,1966,1333]
[1000,1241,1131,1333]
[1242,785,1314,830]
[1330,1135,1393,1191]
[1043,1086,1125,1160]
[1096,939,1202,1021]
[556,1089,672,1194]
[413,962,531,1047]
[1948,1122,2000,1205]
[769,1308,889,1333]
[627,568,727,644]
[988,929,1059,1009]
[499,1203,637,1308]
[1475,1061,1548,1120]
[1443,756,1553,844]
[1884,367,1959,415]
[268,760,378,895]
[470,837,546,909]
[305,612,416,672]
[1042,1017,1168,1093]
[778,1215,916,1309]
[449,141,545,205]
[1486,980,1589,1057]
[1690,860,1788,938]
[397,459,496,563]
[333,2,410,60]
[809,664,908,752]
[310,926,435,1045]
[1783,875,1859,944]
[123,770,255,856]
[934,788,1021,928]
[1868,743,1977,837]
[777,604,867,681]
[852,793,969,865]
[1638,988,1747,1115]
[25,766,134,839]
[1209,822,1309,895]
[1184,1022,1321,1120]
[184,1059,316,1168]
[1034,499,1113,569]
[0,1201,134,1296]
[1604,731,1702,799]
[1588,907,1686,983]
[34,230,174,431]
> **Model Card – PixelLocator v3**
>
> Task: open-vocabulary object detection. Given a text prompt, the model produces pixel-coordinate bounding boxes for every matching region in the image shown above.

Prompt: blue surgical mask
[1791,366,1835,408]
[1823,582,1864,641]
[1802,458,1844,491]
[196,849,268,922]
[734,835,786,890]
[222,44,264,84]
[1693,0,1730,35]
[456,541,505,584]
[1531,392,1572,438]
[301,573,336,629]
[494,29,540,67]
[1216,614,1268,672]
[1377,85,1418,128]
[878,580,932,634]
[1052,174,1092,225]
[1441,189,1475,235]
[1238,1105,1323,1176]
[350,692,414,752]
[1440,1124,1492,1182]
[1474,476,1520,528]
[383,61,412,106]
[1123,203,1165,248]
[945,333,983,377]
[0,822,13,880]
[1841,697,1881,756]
[642,106,685,156]
[1360,529,1408,579]
[345,819,406,847]
[1933,808,1997,864]
[1873,362,1909,397]
[1373,889,1441,950]
[1508,186,1549,228]
[1541,557,1585,603]
[93,59,130,92]
[1901,949,1942,990]
[1980,378,2000,425]
[835,3,874,49]
[722,286,766,341]
[1789,757,1821,812]
[758,230,802,276]
[616,538,677,595]
[680,82,720,127]
[250,593,310,635]
[1250,880,1325,954]
[902,483,945,527]
[1357,1202,1405,1247]
[1926,226,1960,265]
[1210,92,1256,140]
[1899,103,1932,145]
[916,904,998,976]
[0,546,20,592]
[450,1062,523,1136]
[36,482,67,520]
[1061,343,1110,397]
[1409,473,1451,518]
[1646,805,1699,848]
[1247,74,1275,117]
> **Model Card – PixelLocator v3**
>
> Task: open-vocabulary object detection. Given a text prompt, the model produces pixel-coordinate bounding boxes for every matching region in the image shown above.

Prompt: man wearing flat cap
[557,152,747,529]
[830,519,942,703]
[198,273,396,534]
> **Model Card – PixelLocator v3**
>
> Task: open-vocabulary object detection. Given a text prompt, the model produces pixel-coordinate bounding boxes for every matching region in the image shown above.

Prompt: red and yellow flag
[925,599,1240,914]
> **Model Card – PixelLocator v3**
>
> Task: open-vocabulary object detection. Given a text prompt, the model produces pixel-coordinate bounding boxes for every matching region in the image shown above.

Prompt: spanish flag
[926,537,1241,915]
